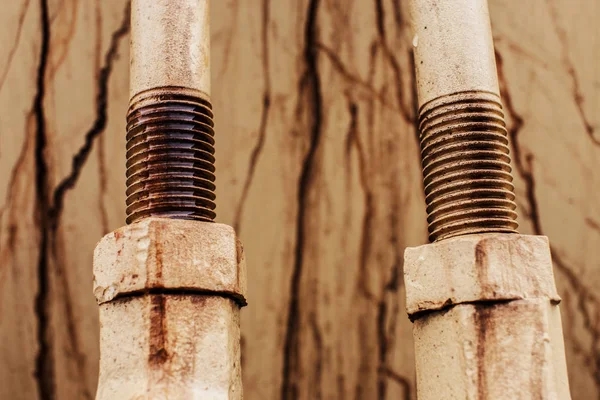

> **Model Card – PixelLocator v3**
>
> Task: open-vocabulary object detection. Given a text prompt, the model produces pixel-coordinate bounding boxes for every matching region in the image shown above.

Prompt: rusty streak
[148,295,169,365]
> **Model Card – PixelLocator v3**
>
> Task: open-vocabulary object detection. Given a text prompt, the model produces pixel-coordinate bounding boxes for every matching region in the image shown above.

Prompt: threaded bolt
[410,0,519,242]
[418,91,518,242]
[125,87,216,224]
[127,0,213,225]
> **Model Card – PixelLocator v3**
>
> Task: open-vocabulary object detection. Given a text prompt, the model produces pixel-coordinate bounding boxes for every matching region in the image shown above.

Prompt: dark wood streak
[233,0,271,233]
[33,0,53,398]
[545,0,599,147]
[32,3,130,399]
[0,0,33,95]
[281,1,323,398]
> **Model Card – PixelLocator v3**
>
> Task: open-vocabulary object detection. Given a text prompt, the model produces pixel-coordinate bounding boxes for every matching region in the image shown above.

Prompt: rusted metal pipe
[126,0,216,224]
[94,1,247,398]
[405,1,571,398]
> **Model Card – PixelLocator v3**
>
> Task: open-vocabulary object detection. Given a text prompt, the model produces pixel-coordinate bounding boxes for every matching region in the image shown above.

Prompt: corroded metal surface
[413,299,570,400]
[419,91,518,241]
[96,294,242,399]
[127,0,214,224]
[404,234,559,317]
[411,0,518,242]
[125,88,217,224]
[94,218,246,399]
[405,234,571,399]
[93,218,247,305]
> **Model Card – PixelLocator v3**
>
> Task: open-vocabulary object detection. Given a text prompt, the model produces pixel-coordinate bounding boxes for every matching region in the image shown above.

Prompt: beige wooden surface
[0,0,597,399]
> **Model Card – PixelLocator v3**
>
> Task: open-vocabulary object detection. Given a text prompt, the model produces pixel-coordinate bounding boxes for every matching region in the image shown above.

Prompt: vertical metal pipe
[411,0,518,242]
[95,3,247,398]
[405,2,571,398]
[126,0,216,224]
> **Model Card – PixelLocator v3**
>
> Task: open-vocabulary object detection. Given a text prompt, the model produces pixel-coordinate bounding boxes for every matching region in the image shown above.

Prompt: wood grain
[0,0,597,399]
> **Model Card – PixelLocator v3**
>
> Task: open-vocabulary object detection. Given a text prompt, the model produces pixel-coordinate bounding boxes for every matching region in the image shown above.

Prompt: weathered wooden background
[0,0,598,399]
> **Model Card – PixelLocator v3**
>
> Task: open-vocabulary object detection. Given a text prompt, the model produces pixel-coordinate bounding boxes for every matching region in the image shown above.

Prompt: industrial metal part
[412,0,518,242]
[126,0,215,224]
[406,1,570,398]
[94,1,246,398]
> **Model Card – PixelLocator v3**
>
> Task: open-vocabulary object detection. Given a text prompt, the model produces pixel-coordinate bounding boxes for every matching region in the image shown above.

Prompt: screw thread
[125,87,216,224]
[418,91,518,242]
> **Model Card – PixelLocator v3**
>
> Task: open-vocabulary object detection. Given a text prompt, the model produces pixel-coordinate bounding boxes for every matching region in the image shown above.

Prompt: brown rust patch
[154,229,164,281]
[474,304,494,399]
[475,241,490,293]
[190,295,209,306]
[236,239,243,266]
[148,294,169,365]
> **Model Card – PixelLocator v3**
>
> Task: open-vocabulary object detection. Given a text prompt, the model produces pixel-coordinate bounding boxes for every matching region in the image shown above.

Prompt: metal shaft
[411,0,518,242]
[126,0,216,224]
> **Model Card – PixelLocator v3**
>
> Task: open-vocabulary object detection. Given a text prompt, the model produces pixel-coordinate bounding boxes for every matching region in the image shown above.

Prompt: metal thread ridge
[418,91,519,242]
[125,88,216,224]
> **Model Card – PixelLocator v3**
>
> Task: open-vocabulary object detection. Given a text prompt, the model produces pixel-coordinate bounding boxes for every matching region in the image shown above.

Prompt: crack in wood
[0,0,33,96]
[545,0,599,147]
[316,42,399,113]
[551,249,600,389]
[95,0,109,235]
[234,0,271,233]
[33,1,53,398]
[46,0,79,81]
[309,312,324,400]
[0,114,35,265]
[379,366,411,399]
[374,0,412,122]
[281,0,323,398]
[48,2,130,226]
[32,2,130,399]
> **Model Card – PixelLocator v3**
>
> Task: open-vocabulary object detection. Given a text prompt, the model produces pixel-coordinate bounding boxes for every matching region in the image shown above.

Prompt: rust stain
[154,231,163,281]
[474,305,494,399]
[475,241,488,290]
[190,295,208,306]
[148,295,169,366]
[125,89,217,224]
